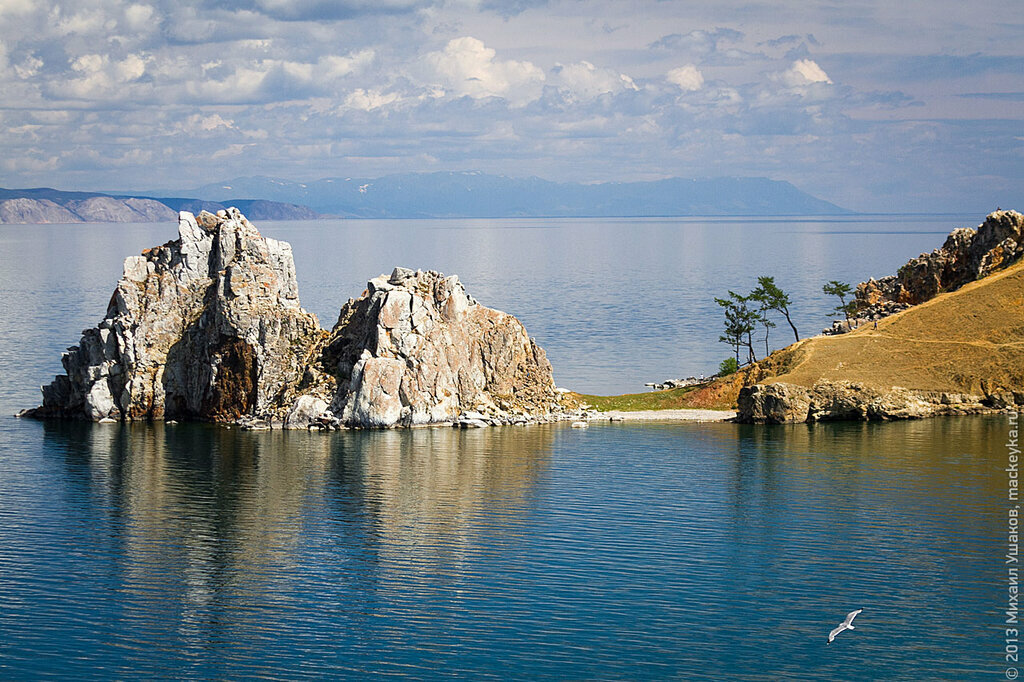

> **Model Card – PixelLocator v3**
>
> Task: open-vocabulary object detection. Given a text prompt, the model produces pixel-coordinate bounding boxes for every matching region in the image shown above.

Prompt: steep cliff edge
[27,208,322,422]
[23,209,561,428]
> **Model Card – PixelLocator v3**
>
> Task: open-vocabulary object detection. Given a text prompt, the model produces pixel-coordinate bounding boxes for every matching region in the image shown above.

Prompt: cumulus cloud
[552,60,637,101]
[56,53,149,99]
[420,37,545,106]
[123,4,156,31]
[177,113,235,134]
[666,64,704,91]
[778,59,832,87]
[0,0,1012,211]
[319,49,374,79]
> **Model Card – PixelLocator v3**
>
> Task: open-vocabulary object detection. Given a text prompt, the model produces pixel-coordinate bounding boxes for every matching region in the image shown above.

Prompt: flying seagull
[827,609,863,644]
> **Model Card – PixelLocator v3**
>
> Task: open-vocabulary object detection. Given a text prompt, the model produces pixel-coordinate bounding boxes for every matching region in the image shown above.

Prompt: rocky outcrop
[857,209,1024,308]
[25,210,562,429]
[293,267,561,428]
[27,208,322,422]
[736,380,1006,424]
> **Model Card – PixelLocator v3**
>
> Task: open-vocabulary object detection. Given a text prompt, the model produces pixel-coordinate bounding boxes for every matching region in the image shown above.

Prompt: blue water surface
[0,215,1005,679]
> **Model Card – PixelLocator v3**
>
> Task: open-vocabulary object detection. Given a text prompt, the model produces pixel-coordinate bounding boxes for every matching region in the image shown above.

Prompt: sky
[0,0,1020,212]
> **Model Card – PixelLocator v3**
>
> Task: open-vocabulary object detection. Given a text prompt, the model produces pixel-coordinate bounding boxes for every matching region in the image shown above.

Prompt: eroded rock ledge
[736,381,1008,424]
[23,209,568,429]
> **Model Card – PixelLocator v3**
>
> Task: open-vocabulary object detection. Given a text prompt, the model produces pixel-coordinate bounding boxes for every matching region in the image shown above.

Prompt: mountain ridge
[0,171,851,224]
[176,171,852,218]
[0,187,321,224]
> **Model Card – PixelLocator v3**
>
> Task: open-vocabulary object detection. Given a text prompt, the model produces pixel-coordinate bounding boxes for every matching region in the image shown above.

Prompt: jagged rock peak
[28,208,321,422]
[301,266,560,428]
[857,209,1024,308]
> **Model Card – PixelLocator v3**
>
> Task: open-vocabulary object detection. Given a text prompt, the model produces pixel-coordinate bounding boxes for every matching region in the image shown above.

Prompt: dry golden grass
[762,260,1024,394]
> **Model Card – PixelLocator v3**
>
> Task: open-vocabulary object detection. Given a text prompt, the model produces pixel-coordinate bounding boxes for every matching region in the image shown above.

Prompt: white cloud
[58,53,149,99]
[123,4,155,32]
[666,64,704,91]
[14,54,42,79]
[421,36,545,106]
[0,0,34,17]
[778,59,832,87]
[319,49,375,79]
[210,143,249,160]
[343,87,400,111]
[553,60,637,101]
[177,113,235,134]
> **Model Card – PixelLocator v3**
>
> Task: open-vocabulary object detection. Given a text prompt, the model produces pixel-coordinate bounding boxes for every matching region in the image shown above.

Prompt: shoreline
[595,409,736,422]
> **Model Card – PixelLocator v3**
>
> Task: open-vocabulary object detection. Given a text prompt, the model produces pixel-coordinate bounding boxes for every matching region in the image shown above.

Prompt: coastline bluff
[26,209,561,428]
[733,209,1024,424]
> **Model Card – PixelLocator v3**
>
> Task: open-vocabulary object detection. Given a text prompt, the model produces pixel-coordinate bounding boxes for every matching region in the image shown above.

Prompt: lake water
[0,215,1007,679]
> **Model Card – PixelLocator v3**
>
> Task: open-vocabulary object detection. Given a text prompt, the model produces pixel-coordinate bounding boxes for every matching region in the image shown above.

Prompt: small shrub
[718,357,739,376]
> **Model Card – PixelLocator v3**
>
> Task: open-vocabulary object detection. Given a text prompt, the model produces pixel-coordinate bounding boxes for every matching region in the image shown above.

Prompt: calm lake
[0,215,1006,679]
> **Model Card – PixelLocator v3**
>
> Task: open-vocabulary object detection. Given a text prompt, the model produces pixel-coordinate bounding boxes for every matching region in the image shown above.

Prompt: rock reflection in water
[37,421,554,676]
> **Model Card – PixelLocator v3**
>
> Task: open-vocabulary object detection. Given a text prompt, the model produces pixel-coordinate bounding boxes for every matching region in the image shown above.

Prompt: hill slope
[0,188,322,224]
[729,260,1024,422]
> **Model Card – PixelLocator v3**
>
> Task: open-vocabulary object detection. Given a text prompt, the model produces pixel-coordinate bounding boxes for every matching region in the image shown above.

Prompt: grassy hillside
[761,260,1024,394]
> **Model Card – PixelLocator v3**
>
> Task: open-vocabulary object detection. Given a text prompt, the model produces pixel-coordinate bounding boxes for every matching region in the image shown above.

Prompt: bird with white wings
[827,609,863,644]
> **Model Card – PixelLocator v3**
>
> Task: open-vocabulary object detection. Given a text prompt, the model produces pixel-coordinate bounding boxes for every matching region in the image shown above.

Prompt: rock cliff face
[301,267,559,428]
[857,209,1024,307]
[26,210,560,428]
[64,197,177,222]
[737,381,994,424]
[30,208,322,422]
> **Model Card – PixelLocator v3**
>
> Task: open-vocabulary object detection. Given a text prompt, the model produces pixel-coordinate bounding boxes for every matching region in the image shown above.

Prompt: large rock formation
[29,208,322,422]
[857,209,1024,307]
[302,267,559,428]
[25,209,561,428]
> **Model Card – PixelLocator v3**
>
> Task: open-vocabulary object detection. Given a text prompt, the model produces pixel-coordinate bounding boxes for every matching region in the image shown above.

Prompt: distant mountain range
[0,172,850,224]
[181,172,851,218]
[0,188,320,224]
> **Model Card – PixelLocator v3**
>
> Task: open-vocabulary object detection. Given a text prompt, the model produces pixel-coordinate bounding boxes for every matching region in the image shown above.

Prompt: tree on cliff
[716,292,759,365]
[823,280,856,330]
[750,276,799,342]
